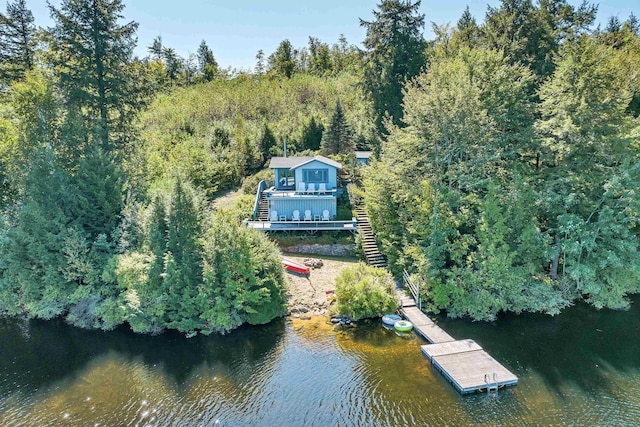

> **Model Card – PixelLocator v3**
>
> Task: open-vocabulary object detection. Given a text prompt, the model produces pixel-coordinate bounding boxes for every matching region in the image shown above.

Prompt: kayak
[394,320,414,332]
[382,314,402,326]
[281,258,310,276]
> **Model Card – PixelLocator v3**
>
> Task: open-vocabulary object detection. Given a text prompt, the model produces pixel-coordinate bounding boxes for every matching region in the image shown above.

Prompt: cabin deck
[244,219,357,232]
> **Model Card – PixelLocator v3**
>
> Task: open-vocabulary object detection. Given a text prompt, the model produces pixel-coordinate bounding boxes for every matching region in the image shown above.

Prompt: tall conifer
[0,0,36,83]
[321,100,353,155]
[48,0,138,145]
[360,0,426,130]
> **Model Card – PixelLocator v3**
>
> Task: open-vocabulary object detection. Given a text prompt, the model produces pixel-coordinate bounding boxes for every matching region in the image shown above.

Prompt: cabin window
[276,169,294,188]
[303,169,328,183]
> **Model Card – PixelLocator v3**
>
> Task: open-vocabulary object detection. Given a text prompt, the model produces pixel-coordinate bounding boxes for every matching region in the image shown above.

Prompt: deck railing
[245,219,357,232]
[265,189,337,198]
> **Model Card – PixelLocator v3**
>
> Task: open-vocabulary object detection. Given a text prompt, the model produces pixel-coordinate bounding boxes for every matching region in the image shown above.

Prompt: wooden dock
[399,299,518,394]
[400,305,454,344]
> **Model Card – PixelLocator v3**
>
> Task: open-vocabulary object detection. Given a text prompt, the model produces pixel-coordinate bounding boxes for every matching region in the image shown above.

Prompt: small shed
[355,151,373,165]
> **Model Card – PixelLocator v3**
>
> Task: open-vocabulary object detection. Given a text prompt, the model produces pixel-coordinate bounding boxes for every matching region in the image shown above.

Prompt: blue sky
[29,1,638,71]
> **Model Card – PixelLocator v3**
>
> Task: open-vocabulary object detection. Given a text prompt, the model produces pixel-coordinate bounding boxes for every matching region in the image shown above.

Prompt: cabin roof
[269,155,342,170]
[355,151,373,159]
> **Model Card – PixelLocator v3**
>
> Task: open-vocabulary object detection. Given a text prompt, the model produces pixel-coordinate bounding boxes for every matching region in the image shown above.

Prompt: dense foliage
[0,0,638,331]
[364,3,640,320]
[0,0,289,336]
[131,73,374,196]
[334,263,397,320]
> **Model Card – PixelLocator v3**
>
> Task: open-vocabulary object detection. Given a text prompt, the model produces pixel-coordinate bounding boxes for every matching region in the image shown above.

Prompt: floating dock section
[421,339,518,394]
[399,301,518,394]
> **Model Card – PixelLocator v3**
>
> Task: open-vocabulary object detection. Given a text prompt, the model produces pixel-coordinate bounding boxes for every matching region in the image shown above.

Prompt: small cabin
[270,155,341,192]
[257,155,343,221]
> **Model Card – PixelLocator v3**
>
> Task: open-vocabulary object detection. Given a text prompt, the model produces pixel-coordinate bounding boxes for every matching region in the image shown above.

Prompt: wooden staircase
[349,185,387,268]
[257,192,269,221]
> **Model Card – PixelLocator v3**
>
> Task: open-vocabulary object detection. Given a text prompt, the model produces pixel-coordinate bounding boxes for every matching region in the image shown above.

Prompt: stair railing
[252,180,267,220]
[403,269,421,311]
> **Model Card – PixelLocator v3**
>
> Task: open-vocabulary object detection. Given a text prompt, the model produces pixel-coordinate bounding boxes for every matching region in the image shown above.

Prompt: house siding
[269,196,337,220]
[293,160,338,190]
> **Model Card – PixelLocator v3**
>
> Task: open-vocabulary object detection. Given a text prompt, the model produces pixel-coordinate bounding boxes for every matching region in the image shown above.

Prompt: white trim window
[303,168,328,183]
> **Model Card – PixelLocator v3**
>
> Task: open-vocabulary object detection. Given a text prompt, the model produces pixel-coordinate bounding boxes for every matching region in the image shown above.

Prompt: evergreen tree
[269,39,295,78]
[147,35,163,59]
[482,0,555,79]
[308,36,332,76]
[300,116,324,151]
[259,123,276,165]
[360,0,426,130]
[321,99,353,155]
[0,149,78,319]
[0,0,36,84]
[482,0,597,81]
[147,194,167,291]
[330,34,361,74]
[48,0,138,145]
[255,49,265,75]
[454,6,479,48]
[162,46,183,83]
[196,39,218,81]
[163,177,203,333]
[72,140,124,240]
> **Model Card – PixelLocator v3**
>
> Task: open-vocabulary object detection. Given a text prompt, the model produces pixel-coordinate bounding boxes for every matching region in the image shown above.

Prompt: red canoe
[281,258,310,276]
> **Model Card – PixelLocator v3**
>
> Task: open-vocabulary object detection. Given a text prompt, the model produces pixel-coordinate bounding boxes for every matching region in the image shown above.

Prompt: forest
[0,0,638,336]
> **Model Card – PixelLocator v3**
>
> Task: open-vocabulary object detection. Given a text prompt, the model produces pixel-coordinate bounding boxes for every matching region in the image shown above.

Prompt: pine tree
[162,46,183,83]
[0,0,36,84]
[1,149,78,319]
[197,40,218,81]
[164,177,203,332]
[72,140,124,240]
[454,6,479,48]
[360,0,426,130]
[259,124,276,165]
[308,37,332,75]
[147,194,167,290]
[147,35,163,59]
[269,39,295,78]
[300,116,324,151]
[48,0,138,145]
[255,49,265,75]
[321,100,353,155]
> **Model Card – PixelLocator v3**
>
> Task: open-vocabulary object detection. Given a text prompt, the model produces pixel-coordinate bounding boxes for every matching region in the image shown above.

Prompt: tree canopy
[0,0,638,333]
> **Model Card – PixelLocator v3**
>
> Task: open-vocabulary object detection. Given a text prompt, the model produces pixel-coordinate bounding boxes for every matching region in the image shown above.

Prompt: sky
[28,0,638,71]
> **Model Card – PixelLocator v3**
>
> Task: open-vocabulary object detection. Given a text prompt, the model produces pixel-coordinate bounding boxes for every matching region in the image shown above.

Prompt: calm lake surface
[1,297,639,426]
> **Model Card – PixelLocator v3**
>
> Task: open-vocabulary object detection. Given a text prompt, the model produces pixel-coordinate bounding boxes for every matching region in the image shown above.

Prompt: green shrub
[334,263,397,320]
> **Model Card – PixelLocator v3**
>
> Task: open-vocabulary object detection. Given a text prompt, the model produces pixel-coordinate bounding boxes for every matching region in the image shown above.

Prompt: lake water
[1,297,639,426]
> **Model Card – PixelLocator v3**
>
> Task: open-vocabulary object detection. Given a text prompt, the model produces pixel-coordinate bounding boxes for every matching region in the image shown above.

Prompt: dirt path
[210,186,243,210]
[283,254,358,316]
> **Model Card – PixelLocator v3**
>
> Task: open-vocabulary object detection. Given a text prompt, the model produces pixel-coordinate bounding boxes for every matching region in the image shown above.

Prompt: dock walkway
[399,298,518,394]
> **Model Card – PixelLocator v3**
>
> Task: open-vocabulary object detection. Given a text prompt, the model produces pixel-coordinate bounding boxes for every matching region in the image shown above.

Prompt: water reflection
[437,296,640,393]
[0,297,639,426]
[0,318,286,396]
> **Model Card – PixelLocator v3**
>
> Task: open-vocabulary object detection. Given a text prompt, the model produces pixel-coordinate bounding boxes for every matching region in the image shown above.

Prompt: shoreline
[282,254,358,318]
